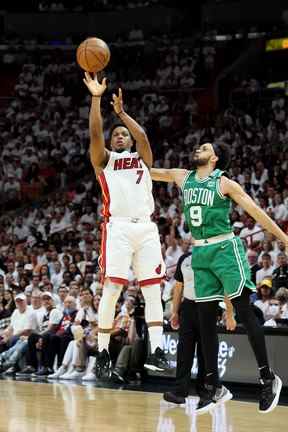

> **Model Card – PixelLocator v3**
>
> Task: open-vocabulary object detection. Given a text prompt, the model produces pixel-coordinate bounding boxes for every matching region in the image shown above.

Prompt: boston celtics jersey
[182,169,232,240]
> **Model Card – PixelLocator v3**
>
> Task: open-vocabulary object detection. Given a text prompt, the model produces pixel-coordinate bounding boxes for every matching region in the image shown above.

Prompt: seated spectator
[254,279,277,322]
[0,289,15,319]
[256,253,275,287]
[272,253,288,293]
[48,288,97,380]
[0,293,36,375]
[36,295,77,375]
[16,291,63,377]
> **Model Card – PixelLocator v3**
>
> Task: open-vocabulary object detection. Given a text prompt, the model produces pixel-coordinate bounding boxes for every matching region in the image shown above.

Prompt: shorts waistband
[109,216,152,223]
[193,232,234,246]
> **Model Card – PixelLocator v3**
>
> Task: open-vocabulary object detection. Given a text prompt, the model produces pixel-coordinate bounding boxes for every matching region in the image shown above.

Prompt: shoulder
[49,308,63,322]
[220,176,242,196]
[180,170,194,189]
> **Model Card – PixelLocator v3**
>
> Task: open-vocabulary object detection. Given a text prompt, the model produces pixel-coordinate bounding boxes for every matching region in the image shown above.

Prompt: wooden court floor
[0,380,286,432]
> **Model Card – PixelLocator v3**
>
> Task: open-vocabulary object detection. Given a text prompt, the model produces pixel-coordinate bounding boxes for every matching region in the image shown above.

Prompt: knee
[102,280,123,302]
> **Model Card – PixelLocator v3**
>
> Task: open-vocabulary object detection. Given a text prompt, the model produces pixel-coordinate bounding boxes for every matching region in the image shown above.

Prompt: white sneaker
[213,385,233,404]
[82,372,96,381]
[82,357,96,381]
[60,369,85,380]
[48,366,67,379]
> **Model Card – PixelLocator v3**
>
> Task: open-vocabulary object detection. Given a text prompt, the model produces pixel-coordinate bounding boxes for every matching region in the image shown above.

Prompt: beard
[191,153,210,169]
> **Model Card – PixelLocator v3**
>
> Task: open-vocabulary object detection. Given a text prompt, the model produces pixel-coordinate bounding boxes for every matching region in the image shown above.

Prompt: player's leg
[192,244,231,414]
[163,299,198,405]
[96,221,132,377]
[132,222,166,370]
[215,237,282,413]
[231,288,282,413]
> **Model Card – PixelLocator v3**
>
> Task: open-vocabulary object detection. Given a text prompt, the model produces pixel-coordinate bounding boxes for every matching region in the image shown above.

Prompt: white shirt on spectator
[10,308,36,334]
[256,266,275,285]
[240,225,264,245]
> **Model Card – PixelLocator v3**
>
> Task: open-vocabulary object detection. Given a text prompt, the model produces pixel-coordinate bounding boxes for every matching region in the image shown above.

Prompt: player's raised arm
[83,72,109,173]
[150,168,188,188]
[111,88,153,168]
[221,176,288,247]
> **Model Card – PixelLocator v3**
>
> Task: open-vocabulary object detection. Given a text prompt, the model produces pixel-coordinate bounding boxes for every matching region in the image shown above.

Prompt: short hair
[212,142,231,171]
[109,123,133,142]
[262,252,271,260]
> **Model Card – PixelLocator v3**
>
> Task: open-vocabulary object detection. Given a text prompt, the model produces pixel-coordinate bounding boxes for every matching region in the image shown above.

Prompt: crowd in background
[0,33,288,380]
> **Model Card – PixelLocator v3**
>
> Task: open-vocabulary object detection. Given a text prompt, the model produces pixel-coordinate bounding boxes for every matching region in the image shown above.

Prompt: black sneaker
[259,375,282,413]
[196,385,216,415]
[16,366,36,376]
[144,347,169,372]
[111,368,127,384]
[95,349,111,379]
[163,392,186,405]
[3,366,19,376]
[32,367,52,377]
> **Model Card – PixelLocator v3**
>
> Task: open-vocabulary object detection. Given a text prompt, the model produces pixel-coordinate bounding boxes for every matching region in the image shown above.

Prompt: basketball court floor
[0,379,286,432]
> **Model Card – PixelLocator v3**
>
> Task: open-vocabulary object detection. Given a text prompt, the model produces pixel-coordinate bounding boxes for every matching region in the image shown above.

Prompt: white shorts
[99,218,165,286]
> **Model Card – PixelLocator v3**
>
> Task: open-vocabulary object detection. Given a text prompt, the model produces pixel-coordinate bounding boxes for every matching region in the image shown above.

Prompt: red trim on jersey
[108,277,128,285]
[98,222,107,283]
[97,172,111,283]
[98,171,111,219]
[139,277,163,287]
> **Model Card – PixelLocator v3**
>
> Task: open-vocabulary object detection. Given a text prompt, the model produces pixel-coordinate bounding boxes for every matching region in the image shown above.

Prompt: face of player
[191,142,217,168]
[111,126,133,153]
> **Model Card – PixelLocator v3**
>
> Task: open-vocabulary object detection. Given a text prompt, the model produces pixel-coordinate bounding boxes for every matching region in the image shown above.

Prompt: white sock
[148,326,163,353]
[97,280,122,352]
[141,284,163,353]
[98,333,111,353]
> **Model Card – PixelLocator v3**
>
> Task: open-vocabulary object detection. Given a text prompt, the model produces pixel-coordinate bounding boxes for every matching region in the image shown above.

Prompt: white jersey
[98,151,154,218]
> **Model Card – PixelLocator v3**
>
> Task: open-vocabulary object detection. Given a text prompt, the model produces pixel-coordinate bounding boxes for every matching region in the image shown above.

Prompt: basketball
[76,37,110,73]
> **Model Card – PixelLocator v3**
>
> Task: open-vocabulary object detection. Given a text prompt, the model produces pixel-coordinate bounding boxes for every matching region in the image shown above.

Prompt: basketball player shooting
[151,142,288,414]
[83,72,168,377]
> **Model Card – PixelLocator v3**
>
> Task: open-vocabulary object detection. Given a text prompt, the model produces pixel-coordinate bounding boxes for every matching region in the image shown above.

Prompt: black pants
[174,298,206,397]
[197,288,270,387]
[43,333,73,369]
[26,332,53,369]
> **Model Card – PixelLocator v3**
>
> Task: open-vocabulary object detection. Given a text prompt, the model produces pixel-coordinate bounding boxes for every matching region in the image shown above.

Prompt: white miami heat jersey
[98,151,154,218]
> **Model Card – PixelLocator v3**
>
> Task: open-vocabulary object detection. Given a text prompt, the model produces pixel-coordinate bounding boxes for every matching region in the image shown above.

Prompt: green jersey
[182,169,232,240]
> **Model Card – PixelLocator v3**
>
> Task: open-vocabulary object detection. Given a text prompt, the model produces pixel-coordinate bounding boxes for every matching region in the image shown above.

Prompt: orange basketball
[76,37,110,73]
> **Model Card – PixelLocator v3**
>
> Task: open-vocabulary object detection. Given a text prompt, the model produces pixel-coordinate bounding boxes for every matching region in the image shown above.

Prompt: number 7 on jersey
[136,170,144,184]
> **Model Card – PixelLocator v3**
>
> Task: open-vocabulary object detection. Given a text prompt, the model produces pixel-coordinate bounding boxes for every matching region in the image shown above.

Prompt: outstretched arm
[221,177,288,247]
[83,72,109,173]
[111,88,153,168]
[150,168,188,188]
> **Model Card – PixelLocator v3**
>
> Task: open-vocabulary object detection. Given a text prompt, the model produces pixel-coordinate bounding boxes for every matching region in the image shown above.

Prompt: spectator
[0,293,36,375]
[240,217,265,246]
[256,253,275,287]
[272,253,288,293]
[16,291,63,377]
[254,279,276,323]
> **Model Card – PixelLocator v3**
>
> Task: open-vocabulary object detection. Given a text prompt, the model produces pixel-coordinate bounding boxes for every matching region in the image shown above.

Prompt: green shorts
[192,236,256,302]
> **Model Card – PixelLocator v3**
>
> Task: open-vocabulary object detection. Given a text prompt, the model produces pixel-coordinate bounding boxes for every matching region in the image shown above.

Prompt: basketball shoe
[95,349,111,379]
[196,385,233,415]
[259,374,282,413]
[144,347,169,372]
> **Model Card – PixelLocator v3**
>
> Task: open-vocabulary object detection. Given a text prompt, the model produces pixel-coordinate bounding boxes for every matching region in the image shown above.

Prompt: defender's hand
[111,88,124,115]
[170,312,180,330]
[83,72,107,97]
[226,315,237,331]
